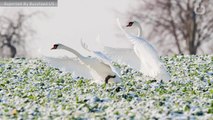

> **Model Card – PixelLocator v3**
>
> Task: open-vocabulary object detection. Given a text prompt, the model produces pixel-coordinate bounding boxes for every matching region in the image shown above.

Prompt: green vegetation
[0,55,212,119]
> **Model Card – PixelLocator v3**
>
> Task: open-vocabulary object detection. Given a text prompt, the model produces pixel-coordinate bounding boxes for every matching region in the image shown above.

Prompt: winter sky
[1,0,138,57]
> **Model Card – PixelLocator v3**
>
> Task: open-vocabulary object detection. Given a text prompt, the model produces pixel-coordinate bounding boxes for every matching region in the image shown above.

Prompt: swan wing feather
[80,40,121,77]
[93,51,121,77]
[134,40,170,80]
[103,46,141,71]
[42,56,92,79]
[116,18,139,43]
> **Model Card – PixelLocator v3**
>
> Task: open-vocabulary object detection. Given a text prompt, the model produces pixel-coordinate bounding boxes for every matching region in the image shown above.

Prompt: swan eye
[51,44,59,49]
[126,22,134,27]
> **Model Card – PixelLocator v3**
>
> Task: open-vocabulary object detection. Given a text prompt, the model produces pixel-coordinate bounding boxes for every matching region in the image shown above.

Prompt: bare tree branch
[0,11,41,58]
[128,0,213,55]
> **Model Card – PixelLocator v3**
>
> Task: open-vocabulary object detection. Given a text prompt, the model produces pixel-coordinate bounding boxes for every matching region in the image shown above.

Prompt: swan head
[126,21,139,27]
[126,21,134,27]
[51,44,63,50]
[126,21,142,37]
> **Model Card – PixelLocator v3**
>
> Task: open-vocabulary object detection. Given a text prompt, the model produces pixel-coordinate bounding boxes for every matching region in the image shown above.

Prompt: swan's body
[80,40,121,78]
[44,43,121,84]
[103,19,171,81]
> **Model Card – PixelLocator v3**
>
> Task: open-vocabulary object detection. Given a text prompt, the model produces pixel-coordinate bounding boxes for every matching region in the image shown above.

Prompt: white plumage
[43,42,121,84]
[103,19,171,81]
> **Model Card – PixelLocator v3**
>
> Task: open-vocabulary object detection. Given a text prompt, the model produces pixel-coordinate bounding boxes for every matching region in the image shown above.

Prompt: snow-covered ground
[0,55,212,119]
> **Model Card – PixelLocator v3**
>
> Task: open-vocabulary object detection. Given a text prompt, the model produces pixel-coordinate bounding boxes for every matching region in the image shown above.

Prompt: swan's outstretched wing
[81,40,121,77]
[116,18,130,37]
[116,18,140,43]
[42,56,92,79]
[80,39,112,64]
[103,46,141,71]
[116,18,170,81]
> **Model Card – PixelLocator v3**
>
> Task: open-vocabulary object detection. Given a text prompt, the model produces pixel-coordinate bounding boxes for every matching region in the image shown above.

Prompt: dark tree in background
[0,11,39,58]
[129,0,213,55]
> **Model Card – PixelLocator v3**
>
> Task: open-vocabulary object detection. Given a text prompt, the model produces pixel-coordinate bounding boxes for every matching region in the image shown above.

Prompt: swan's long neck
[134,21,142,37]
[61,45,84,58]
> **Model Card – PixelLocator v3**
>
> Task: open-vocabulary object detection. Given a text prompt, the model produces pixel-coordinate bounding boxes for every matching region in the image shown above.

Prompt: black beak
[51,44,59,50]
[126,22,134,27]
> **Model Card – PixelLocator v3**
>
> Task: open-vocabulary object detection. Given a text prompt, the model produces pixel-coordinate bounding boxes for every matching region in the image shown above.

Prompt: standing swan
[44,43,121,84]
[104,19,170,81]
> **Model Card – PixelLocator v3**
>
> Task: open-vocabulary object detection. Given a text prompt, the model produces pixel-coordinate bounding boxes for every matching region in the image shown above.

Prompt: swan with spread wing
[103,19,171,81]
[44,41,121,84]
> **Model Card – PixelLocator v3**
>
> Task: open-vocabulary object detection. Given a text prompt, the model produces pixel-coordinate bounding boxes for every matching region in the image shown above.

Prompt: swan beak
[126,22,134,27]
[51,44,59,50]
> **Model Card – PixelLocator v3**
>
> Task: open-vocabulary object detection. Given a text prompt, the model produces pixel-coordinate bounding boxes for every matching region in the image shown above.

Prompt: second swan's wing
[103,46,141,71]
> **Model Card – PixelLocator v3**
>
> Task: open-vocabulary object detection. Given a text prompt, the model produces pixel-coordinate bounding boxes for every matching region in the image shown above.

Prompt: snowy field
[0,55,213,119]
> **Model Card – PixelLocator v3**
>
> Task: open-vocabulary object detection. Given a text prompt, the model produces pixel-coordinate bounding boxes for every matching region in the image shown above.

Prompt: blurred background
[0,0,212,58]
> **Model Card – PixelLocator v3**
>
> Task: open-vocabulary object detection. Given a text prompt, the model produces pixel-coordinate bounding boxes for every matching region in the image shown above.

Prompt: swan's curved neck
[60,45,83,58]
[134,21,142,37]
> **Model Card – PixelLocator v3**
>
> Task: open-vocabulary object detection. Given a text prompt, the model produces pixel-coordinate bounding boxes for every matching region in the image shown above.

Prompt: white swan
[103,19,171,81]
[80,39,121,78]
[44,43,121,84]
